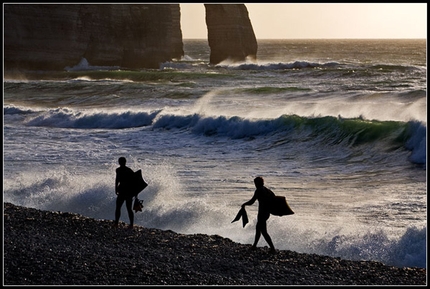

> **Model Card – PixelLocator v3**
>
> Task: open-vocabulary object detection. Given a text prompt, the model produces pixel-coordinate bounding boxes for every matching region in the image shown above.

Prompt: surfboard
[132,169,148,196]
[270,196,294,216]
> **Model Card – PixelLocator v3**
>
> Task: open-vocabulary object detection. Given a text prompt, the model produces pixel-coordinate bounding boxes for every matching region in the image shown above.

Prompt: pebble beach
[3,202,427,285]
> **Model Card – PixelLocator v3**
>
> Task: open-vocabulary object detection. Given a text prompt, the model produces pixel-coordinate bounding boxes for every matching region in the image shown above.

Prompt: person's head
[118,157,126,166]
[254,176,264,188]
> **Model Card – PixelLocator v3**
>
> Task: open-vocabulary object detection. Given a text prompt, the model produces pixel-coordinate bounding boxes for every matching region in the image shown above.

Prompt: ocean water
[3,39,427,269]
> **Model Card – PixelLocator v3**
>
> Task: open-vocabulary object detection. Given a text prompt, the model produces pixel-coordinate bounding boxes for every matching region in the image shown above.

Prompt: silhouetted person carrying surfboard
[113,157,135,229]
[241,176,276,254]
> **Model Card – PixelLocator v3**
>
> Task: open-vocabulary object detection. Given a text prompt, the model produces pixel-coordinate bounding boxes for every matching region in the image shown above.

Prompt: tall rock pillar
[204,4,257,65]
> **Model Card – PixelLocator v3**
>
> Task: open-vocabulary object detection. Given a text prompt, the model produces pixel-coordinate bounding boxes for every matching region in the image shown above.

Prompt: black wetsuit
[243,185,276,250]
[114,165,135,226]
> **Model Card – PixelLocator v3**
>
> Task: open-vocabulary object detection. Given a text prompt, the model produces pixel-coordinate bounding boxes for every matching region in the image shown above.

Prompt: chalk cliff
[205,4,257,65]
[4,4,183,70]
[4,4,257,71]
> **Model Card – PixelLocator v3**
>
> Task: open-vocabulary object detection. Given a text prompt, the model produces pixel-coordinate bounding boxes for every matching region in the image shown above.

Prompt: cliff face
[4,4,257,71]
[205,4,257,65]
[4,4,184,70]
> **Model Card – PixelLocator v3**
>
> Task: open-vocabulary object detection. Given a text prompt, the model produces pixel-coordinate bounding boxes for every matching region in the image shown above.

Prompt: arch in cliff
[3,4,257,71]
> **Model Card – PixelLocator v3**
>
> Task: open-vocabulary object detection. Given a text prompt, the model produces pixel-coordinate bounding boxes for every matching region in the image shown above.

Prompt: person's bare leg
[126,198,134,228]
[251,224,262,249]
[114,196,125,227]
[259,213,275,252]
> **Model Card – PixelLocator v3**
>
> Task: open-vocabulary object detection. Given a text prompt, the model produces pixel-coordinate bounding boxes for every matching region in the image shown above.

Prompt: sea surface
[3,39,427,269]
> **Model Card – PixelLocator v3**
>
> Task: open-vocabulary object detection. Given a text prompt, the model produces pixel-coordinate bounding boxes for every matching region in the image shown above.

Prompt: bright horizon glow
[180,3,427,39]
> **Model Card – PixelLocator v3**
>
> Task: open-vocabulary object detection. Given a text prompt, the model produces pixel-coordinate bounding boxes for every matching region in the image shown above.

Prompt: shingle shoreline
[3,202,427,285]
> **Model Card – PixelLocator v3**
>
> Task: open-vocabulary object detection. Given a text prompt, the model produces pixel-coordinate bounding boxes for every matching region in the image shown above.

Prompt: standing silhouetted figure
[114,157,135,229]
[242,176,276,253]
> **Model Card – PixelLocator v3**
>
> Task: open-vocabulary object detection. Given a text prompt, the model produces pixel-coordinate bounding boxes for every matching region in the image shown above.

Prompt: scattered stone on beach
[3,202,427,285]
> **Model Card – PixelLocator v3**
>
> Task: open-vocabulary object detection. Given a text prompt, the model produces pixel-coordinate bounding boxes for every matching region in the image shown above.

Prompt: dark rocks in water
[205,4,258,65]
[4,4,184,70]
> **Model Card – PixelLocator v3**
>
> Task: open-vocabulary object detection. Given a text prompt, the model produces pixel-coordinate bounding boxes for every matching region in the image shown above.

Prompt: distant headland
[4,4,257,71]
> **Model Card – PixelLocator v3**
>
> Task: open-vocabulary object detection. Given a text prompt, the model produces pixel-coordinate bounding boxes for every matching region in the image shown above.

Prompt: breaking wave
[5,104,426,165]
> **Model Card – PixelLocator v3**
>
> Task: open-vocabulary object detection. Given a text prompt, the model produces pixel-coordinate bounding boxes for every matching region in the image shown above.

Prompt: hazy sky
[180,3,427,39]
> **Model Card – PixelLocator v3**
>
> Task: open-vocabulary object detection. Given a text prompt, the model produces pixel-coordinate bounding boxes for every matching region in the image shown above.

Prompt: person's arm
[115,172,119,195]
[242,191,257,208]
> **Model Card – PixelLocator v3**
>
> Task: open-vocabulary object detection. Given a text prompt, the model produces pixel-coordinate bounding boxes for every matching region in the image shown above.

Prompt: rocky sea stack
[4,4,257,71]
